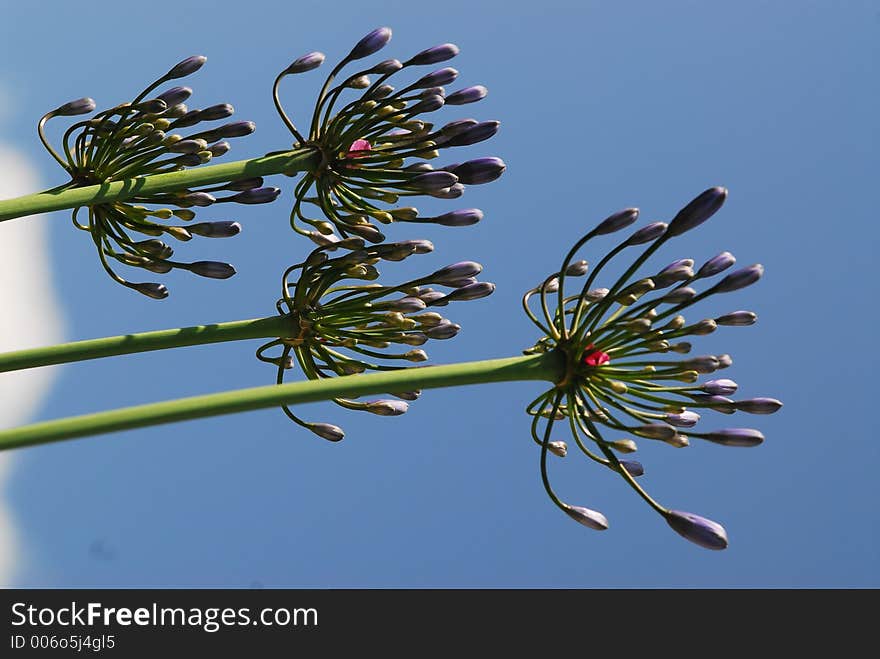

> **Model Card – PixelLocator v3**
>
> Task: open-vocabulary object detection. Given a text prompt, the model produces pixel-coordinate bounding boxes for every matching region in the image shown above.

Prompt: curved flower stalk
[522,187,782,549]
[257,239,495,441]
[38,56,280,298]
[273,26,505,245]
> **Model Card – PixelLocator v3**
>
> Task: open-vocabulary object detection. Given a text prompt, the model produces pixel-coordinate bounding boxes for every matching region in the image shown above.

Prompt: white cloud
[0,144,64,584]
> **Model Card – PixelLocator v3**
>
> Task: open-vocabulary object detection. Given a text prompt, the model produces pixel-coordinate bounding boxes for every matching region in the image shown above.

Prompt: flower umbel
[257,239,495,440]
[38,56,278,298]
[522,187,782,549]
[272,27,504,245]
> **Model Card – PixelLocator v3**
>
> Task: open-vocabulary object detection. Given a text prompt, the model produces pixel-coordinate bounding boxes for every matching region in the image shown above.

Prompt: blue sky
[0,1,876,586]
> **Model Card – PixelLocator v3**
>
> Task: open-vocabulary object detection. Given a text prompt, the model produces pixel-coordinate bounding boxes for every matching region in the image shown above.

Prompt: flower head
[39,56,275,298]
[257,239,494,440]
[272,27,504,245]
[522,187,781,548]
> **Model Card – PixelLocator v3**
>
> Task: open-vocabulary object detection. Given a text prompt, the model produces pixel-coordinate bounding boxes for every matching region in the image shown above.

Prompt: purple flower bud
[664,510,728,550]
[401,239,433,254]
[425,321,461,339]
[285,52,326,75]
[735,398,783,414]
[619,460,645,477]
[566,260,589,276]
[407,43,460,66]
[418,291,448,306]
[345,223,385,243]
[181,192,216,207]
[430,208,483,227]
[452,157,506,185]
[703,428,765,447]
[443,120,500,147]
[654,259,695,287]
[429,183,465,199]
[444,281,495,301]
[595,208,639,235]
[169,139,208,154]
[172,109,203,128]
[226,177,264,191]
[702,379,737,395]
[348,27,393,60]
[696,251,736,278]
[444,277,477,288]
[390,390,422,401]
[716,354,733,369]
[166,55,207,79]
[716,264,764,293]
[364,399,408,416]
[188,261,236,279]
[156,86,192,107]
[215,120,256,138]
[135,99,167,114]
[129,282,169,300]
[683,355,720,374]
[53,97,96,116]
[389,297,427,313]
[564,505,609,531]
[716,311,757,326]
[446,85,488,105]
[666,411,700,428]
[309,422,344,442]
[662,287,696,304]
[626,221,667,245]
[690,394,736,414]
[440,118,478,137]
[634,423,677,440]
[668,186,728,236]
[408,171,458,192]
[410,94,445,114]
[372,58,402,74]
[188,221,241,238]
[432,261,483,283]
[232,186,281,204]
[199,103,235,121]
[415,67,459,89]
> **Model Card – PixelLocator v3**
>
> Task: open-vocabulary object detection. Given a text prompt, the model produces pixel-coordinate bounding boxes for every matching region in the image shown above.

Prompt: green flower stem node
[0,148,320,222]
[0,316,291,372]
[0,352,564,451]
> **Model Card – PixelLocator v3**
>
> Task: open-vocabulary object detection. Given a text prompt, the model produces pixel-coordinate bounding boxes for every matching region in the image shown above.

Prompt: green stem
[0,148,321,222]
[0,352,564,451]
[0,316,291,373]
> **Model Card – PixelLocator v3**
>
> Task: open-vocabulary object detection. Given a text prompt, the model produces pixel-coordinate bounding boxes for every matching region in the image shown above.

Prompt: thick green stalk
[0,316,291,373]
[0,148,320,222]
[0,352,564,451]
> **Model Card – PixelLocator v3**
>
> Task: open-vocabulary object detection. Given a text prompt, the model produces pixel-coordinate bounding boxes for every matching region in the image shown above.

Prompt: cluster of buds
[39,56,279,298]
[273,26,505,245]
[257,239,495,440]
[522,187,782,549]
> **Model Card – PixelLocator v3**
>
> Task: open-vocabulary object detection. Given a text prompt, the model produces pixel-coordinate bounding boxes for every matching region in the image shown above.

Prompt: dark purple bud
[129,282,169,300]
[716,354,733,369]
[432,261,482,283]
[181,192,215,207]
[683,355,720,374]
[364,398,408,416]
[199,103,235,121]
[401,239,433,254]
[667,411,700,428]
[696,251,735,278]
[188,221,241,238]
[626,221,668,245]
[53,97,96,116]
[668,186,728,236]
[566,260,589,276]
[169,139,208,154]
[215,120,256,138]
[424,321,461,339]
[654,259,695,286]
[662,287,696,304]
[690,394,736,414]
[715,264,764,293]
[135,99,167,114]
[309,422,344,442]
[443,120,500,147]
[418,291,448,306]
[429,183,464,199]
[176,154,202,167]
[443,277,477,288]
[716,310,757,326]
[443,282,495,301]
[619,460,645,477]
[452,157,506,185]
[188,261,236,279]
[421,86,445,98]
[440,118,478,137]
[564,505,609,531]
[595,208,639,235]
[446,85,488,105]
[348,27,393,60]
[703,428,764,447]
[389,297,427,313]
[226,177,263,191]
[345,223,385,243]
[156,86,192,107]
[415,67,459,88]
[172,109,202,128]
[391,390,421,401]
[232,186,281,204]
[135,239,173,259]
[407,43,460,66]
[285,52,326,75]
[664,510,728,550]
[735,398,783,414]
[634,423,677,440]
[430,208,483,227]
[410,94,445,114]
[408,171,458,191]
[166,55,207,80]
[702,379,738,395]
[372,58,402,74]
